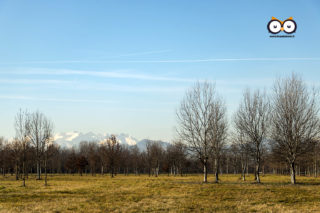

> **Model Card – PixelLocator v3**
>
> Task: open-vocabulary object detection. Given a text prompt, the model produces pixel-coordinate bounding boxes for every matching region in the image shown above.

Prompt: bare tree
[66,149,77,174]
[121,146,131,176]
[102,135,122,178]
[313,140,320,177]
[232,132,250,181]
[229,143,240,174]
[27,111,53,180]
[177,81,222,182]
[130,145,141,175]
[270,74,320,184]
[209,98,228,183]
[166,141,188,176]
[146,141,164,177]
[87,142,99,176]
[98,145,106,175]
[9,139,21,181]
[76,155,88,176]
[44,143,57,186]
[0,137,8,177]
[14,109,30,186]
[234,89,269,183]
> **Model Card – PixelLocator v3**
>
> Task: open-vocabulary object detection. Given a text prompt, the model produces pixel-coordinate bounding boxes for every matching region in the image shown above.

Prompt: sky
[0,0,320,141]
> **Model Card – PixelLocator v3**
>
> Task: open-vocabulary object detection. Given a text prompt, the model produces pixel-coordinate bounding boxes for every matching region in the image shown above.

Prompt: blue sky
[0,0,320,141]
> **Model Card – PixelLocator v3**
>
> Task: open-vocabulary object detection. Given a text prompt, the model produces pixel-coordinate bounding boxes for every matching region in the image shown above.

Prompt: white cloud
[0,78,72,84]
[0,95,116,104]
[1,68,194,82]
[117,49,172,57]
[1,57,319,64]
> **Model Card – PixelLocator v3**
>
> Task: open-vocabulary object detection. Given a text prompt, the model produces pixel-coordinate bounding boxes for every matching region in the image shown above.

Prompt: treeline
[0,133,197,184]
[1,132,319,183]
[0,73,319,186]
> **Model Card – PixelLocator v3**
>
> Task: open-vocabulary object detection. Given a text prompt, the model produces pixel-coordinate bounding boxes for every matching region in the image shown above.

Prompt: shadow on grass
[174,181,219,185]
[175,179,320,187]
[295,182,320,186]
[251,181,320,186]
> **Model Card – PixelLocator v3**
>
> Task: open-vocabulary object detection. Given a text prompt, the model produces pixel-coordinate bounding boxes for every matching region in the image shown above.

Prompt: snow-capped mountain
[54,131,140,148]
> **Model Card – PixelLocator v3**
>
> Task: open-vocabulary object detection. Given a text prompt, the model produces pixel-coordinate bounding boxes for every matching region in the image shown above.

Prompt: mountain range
[54,131,169,151]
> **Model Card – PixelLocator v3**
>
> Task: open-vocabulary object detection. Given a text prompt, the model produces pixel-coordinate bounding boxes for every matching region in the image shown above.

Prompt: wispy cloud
[0,95,116,104]
[1,68,195,82]
[117,49,172,57]
[71,83,186,93]
[0,68,189,93]
[0,95,178,109]
[0,78,72,84]
[0,57,319,64]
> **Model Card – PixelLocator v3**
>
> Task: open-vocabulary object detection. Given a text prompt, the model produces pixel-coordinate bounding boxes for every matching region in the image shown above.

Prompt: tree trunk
[290,162,296,184]
[155,161,159,177]
[203,160,208,183]
[246,160,249,176]
[242,171,246,181]
[254,147,261,183]
[22,161,26,187]
[314,158,317,178]
[241,161,246,181]
[37,160,41,180]
[15,163,19,180]
[214,158,219,183]
[44,159,48,186]
[255,164,260,183]
[226,158,229,174]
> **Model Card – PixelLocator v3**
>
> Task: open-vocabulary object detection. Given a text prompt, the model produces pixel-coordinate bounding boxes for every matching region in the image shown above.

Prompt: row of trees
[0,133,192,186]
[1,130,320,185]
[176,73,320,184]
[0,73,319,185]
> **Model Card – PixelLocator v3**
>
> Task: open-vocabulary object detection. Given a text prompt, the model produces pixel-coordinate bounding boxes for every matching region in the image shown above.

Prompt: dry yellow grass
[1,174,320,212]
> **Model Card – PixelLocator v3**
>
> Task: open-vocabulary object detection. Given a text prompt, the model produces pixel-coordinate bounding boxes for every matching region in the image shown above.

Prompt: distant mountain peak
[54,131,139,148]
[54,131,170,150]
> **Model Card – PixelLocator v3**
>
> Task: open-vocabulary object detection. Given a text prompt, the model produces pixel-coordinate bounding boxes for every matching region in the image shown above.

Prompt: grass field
[1,174,320,212]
